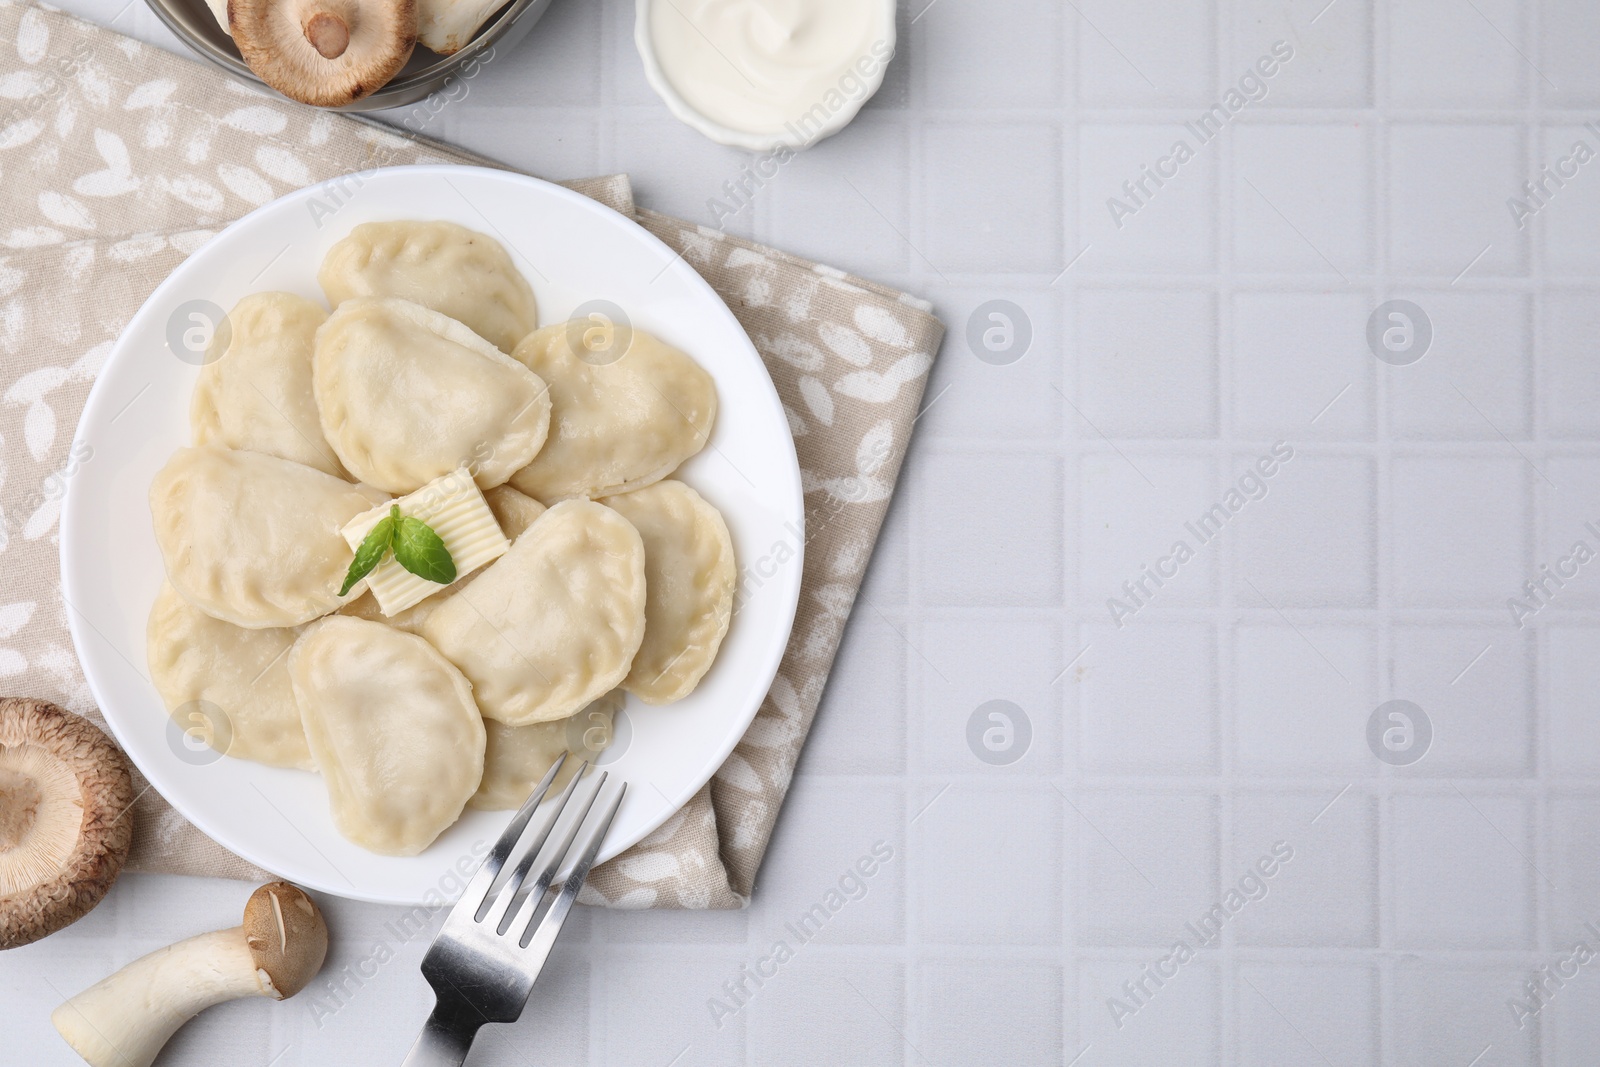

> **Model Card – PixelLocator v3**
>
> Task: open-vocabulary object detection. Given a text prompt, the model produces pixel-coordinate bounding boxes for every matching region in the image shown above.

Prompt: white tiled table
[8,1,1600,1063]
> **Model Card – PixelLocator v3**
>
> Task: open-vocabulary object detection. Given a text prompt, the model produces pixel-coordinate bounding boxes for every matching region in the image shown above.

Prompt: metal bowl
[143,0,554,113]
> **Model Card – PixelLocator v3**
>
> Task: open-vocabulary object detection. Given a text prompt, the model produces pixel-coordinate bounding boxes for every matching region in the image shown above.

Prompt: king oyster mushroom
[53,881,329,1067]
[0,697,134,950]
[230,0,417,108]
[202,0,230,35]
[416,0,508,55]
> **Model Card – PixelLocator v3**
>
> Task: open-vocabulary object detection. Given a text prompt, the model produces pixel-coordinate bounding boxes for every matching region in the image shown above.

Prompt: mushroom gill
[230,0,417,108]
[0,697,134,950]
[0,747,84,897]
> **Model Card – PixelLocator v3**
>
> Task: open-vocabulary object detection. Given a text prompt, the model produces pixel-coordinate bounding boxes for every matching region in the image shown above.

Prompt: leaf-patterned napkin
[0,1,944,908]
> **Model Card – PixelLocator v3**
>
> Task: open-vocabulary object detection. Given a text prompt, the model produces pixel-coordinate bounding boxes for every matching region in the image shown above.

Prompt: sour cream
[639,0,896,149]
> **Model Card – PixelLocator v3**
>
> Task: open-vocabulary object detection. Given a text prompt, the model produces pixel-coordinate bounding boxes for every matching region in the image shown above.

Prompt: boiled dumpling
[338,484,546,634]
[146,582,312,770]
[190,292,345,478]
[314,297,551,494]
[149,447,386,628]
[483,483,547,540]
[471,691,621,810]
[419,500,646,725]
[288,616,485,855]
[508,323,716,501]
[318,221,537,353]
[601,480,736,703]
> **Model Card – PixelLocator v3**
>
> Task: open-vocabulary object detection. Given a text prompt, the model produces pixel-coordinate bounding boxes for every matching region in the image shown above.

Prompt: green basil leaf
[339,514,395,597]
[393,516,456,585]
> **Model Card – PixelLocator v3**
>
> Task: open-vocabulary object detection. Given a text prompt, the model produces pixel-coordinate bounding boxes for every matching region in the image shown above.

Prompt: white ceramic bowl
[60,165,804,904]
[634,0,897,152]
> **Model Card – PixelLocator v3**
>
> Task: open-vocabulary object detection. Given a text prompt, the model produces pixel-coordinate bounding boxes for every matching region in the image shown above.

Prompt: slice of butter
[342,468,510,617]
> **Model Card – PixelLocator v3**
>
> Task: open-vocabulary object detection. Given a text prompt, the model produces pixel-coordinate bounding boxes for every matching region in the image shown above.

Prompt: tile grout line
[1065,44,1086,1048]
[1062,2,1088,1048]
[1527,4,1551,1065]
[915,13,932,1047]
[1061,0,1082,1043]
[1215,1,1236,1057]
[905,30,926,1063]
[1372,0,1396,1061]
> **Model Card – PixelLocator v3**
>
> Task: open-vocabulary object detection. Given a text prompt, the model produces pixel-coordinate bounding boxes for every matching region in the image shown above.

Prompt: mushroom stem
[51,882,327,1067]
[52,928,267,1067]
[303,11,351,59]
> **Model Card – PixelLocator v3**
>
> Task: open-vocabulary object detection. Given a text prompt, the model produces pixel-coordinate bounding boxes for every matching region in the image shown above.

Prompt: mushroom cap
[230,0,417,108]
[0,697,134,950]
[242,881,329,998]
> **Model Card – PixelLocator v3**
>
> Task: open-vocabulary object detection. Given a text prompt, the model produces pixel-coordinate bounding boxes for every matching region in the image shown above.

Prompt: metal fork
[402,755,625,1066]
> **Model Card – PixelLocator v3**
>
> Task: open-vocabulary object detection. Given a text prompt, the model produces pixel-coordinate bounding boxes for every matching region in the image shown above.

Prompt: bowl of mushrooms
[143,0,551,110]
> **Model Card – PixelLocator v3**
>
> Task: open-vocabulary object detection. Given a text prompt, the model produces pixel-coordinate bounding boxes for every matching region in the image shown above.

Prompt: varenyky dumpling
[150,447,386,628]
[146,582,312,770]
[339,484,547,634]
[508,323,716,501]
[190,292,345,478]
[601,480,736,704]
[318,221,538,354]
[314,297,551,494]
[419,500,646,726]
[471,691,621,810]
[483,483,547,540]
[289,616,485,855]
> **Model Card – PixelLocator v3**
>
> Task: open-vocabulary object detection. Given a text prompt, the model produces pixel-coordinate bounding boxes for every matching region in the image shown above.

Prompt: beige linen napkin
[0,1,943,909]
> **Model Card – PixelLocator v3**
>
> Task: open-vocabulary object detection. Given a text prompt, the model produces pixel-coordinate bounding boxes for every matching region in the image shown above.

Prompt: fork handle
[401,997,484,1067]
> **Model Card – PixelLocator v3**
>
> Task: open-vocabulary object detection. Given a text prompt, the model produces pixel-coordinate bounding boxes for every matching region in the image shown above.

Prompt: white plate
[59,166,804,905]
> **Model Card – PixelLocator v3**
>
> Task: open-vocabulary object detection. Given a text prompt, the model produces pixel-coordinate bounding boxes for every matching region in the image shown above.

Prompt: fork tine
[451,752,568,923]
[482,762,594,933]
[518,780,627,955]
[500,770,612,940]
